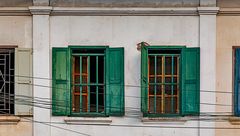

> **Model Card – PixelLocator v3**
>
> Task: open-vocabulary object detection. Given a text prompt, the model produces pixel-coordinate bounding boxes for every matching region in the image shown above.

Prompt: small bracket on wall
[137,41,150,51]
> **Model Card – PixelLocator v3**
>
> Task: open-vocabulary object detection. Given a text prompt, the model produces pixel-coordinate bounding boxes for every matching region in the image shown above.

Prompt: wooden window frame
[146,46,184,117]
[69,46,107,117]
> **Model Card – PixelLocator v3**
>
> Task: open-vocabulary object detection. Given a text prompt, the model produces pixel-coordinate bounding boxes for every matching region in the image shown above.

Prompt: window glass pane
[164,97,171,113]
[149,85,154,95]
[98,56,104,84]
[165,56,172,75]
[98,86,104,112]
[90,86,96,112]
[149,56,155,76]
[149,96,154,113]
[90,56,96,83]
[157,56,162,75]
[174,57,178,75]
[156,97,162,113]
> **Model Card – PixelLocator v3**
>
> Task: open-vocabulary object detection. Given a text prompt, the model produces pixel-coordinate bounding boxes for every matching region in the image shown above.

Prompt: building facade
[0,0,239,136]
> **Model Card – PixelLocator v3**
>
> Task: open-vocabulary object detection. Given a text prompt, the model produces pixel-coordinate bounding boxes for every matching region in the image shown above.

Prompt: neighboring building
[216,0,240,136]
[1,0,239,136]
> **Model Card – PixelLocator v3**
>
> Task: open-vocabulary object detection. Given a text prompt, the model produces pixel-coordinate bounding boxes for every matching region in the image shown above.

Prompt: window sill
[64,117,112,125]
[142,117,188,124]
[0,116,21,125]
[229,117,240,125]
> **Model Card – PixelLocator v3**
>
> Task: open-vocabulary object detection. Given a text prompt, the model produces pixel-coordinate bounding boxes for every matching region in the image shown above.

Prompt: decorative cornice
[0,7,30,16]
[218,8,240,16]
[0,116,20,125]
[0,6,221,16]
[198,7,219,15]
[29,6,52,15]
[51,7,198,16]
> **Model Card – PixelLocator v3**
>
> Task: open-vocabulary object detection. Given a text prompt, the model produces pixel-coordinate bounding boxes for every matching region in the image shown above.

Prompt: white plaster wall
[0,16,32,136]
[48,16,202,136]
[0,16,32,48]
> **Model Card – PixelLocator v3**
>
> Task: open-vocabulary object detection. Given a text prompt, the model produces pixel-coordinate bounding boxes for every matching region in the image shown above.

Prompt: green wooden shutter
[181,47,200,116]
[52,48,70,116]
[15,48,33,115]
[106,47,124,116]
[141,44,148,114]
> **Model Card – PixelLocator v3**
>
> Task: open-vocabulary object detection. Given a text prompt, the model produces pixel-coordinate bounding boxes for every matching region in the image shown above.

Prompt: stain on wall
[50,0,199,7]
[217,0,240,8]
[0,0,32,7]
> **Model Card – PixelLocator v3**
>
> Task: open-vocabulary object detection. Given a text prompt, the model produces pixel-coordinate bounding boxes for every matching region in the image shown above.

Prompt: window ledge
[0,116,21,125]
[142,117,188,124]
[229,117,240,125]
[64,117,112,125]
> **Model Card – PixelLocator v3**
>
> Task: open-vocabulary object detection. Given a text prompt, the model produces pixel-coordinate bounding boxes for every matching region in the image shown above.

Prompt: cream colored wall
[0,16,32,136]
[0,118,32,136]
[216,16,240,136]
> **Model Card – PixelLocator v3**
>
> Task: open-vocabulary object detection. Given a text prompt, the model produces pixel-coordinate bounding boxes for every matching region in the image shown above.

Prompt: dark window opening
[0,49,14,115]
[148,51,179,114]
[72,50,105,114]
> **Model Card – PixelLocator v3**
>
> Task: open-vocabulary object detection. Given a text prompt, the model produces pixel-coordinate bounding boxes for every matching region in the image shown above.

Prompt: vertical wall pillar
[198,7,219,136]
[29,6,52,136]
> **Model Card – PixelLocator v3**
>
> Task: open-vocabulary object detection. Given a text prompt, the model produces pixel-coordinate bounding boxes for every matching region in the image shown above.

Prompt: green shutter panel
[106,47,124,116]
[15,48,33,115]
[181,47,200,116]
[141,44,148,114]
[52,48,70,116]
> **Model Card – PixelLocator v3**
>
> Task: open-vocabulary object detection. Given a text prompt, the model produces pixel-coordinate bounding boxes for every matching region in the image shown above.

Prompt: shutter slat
[141,44,148,114]
[181,47,200,116]
[106,47,124,116]
[15,48,33,115]
[52,48,70,116]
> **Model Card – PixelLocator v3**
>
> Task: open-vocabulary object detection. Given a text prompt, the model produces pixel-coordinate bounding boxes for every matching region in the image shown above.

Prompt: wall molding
[219,8,240,16]
[29,6,52,15]
[0,6,221,16]
[0,7,30,16]
[51,7,198,16]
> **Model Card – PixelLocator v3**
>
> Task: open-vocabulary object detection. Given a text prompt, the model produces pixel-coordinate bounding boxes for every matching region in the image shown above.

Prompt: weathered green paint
[141,43,148,113]
[53,46,125,117]
[154,56,157,113]
[171,56,174,113]
[79,56,83,112]
[106,47,125,116]
[181,47,200,116]
[96,56,99,113]
[52,47,70,116]
[141,45,200,117]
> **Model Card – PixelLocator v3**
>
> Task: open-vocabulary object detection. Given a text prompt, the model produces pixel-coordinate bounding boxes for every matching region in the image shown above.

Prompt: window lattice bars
[72,54,105,114]
[148,54,179,114]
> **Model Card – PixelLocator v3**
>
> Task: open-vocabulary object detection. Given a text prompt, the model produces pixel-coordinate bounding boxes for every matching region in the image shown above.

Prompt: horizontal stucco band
[0,6,220,16]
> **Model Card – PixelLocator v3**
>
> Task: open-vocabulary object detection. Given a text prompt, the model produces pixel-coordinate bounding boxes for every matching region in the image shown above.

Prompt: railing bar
[162,56,164,113]
[87,56,90,112]
[96,56,99,113]
[154,56,157,113]
[79,56,82,112]
[3,55,6,111]
[171,56,174,113]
